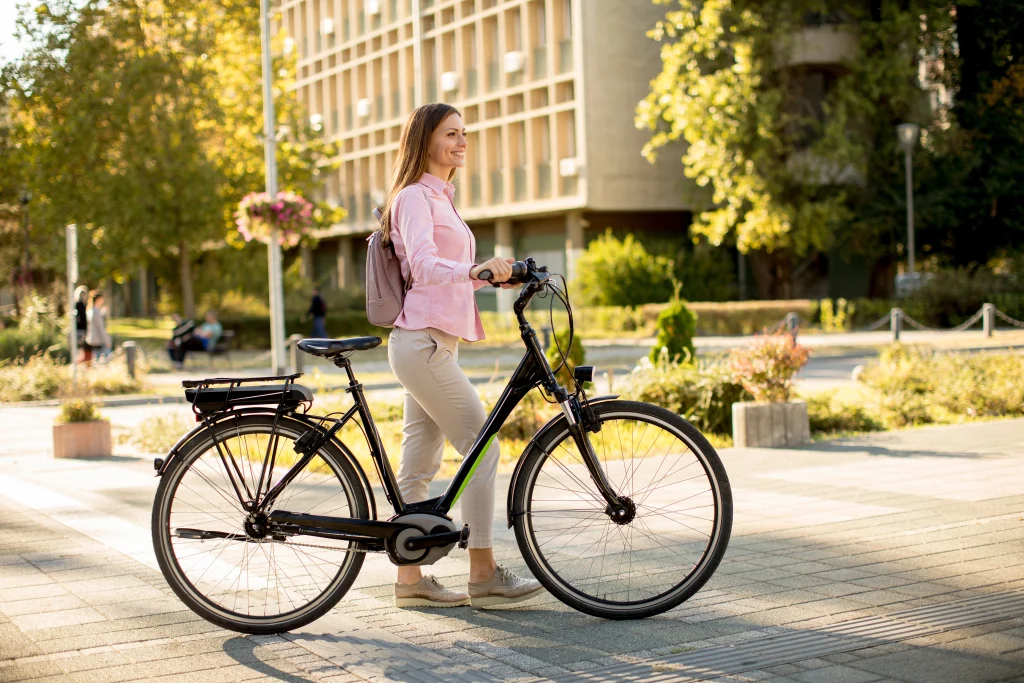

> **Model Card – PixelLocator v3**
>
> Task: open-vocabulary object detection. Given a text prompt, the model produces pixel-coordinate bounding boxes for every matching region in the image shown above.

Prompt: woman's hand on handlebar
[470,257,515,283]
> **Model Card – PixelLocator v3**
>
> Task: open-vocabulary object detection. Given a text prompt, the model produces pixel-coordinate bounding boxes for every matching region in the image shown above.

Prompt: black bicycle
[151,259,732,633]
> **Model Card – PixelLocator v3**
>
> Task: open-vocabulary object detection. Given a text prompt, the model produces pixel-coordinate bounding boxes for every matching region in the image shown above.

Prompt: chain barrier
[898,313,938,332]
[949,308,986,332]
[862,313,893,332]
[995,308,1024,330]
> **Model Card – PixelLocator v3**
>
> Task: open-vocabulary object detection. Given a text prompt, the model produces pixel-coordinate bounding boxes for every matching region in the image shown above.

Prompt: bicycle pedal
[458,524,470,550]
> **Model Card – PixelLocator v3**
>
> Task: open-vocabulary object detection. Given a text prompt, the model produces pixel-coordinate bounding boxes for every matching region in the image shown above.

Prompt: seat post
[333,356,358,386]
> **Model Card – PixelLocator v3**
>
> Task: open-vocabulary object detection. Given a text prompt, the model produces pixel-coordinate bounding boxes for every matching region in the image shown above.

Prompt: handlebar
[477,260,543,285]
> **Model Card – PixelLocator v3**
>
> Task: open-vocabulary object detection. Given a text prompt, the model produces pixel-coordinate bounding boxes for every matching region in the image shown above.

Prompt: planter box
[732,400,810,448]
[53,421,112,459]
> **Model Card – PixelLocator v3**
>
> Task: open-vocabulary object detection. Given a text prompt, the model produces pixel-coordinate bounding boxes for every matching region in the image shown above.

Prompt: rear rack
[181,374,302,389]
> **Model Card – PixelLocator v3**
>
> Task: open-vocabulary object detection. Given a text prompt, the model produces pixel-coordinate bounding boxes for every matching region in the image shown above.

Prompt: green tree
[637,0,945,298]
[573,229,675,306]
[5,0,339,317]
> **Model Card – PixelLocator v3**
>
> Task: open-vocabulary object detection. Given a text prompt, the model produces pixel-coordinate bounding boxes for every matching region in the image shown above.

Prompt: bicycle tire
[152,413,370,634]
[512,400,732,619]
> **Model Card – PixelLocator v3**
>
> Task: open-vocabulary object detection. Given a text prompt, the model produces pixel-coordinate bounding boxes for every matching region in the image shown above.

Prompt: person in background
[85,291,112,362]
[308,288,328,338]
[167,311,221,368]
[194,310,223,350]
[74,286,91,364]
[166,313,196,369]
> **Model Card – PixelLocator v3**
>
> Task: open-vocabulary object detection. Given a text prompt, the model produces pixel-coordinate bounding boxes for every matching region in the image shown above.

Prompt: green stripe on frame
[451,434,496,505]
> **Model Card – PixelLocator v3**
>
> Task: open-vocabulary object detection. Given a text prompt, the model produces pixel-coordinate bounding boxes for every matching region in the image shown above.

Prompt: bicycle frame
[169,273,625,556]
[266,279,597,519]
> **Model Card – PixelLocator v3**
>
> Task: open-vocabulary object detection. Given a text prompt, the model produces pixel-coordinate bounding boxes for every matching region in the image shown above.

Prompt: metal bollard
[891,307,903,342]
[541,326,552,351]
[288,334,304,375]
[983,303,995,337]
[785,312,799,341]
[122,341,137,379]
[605,369,613,393]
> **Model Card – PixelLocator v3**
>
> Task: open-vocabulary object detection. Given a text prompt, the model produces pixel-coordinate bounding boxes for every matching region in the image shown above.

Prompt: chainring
[386,512,459,566]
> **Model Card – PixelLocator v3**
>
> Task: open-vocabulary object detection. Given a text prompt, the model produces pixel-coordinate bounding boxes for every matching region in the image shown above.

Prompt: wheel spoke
[157,418,366,627]
[520,408,730,613]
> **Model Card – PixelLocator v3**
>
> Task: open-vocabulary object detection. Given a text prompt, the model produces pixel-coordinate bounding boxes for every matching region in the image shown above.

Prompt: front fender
[505,395,619,527]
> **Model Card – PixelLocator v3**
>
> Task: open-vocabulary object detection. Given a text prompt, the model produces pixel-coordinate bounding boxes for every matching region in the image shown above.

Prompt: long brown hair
[380,103,462,242]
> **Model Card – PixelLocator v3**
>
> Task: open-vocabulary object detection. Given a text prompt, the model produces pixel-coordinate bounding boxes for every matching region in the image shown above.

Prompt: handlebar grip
[477,261,528,283]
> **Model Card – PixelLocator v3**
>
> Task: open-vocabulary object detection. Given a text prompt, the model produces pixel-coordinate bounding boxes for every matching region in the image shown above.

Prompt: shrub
[0,354,67,402]
[546,329,587,388]
[805,391,884,435]
[819,298,855,333]
[0,354,144,402]
[650,298,696,363]
[0,294,67,362]
[727,334,810,403]
[624,357,747,436]
[130,414,194,453]
[857,345,937,426]
[57,398,101,423]
[573,229,675,306]
[859,345,1024,425]
[684,300,818,336]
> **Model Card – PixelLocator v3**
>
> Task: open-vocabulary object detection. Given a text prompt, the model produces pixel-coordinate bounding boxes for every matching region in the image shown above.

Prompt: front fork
[560,395,624,510]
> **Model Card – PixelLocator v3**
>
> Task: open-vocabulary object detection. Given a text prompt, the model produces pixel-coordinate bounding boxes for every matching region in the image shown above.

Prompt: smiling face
[426,112,467,175]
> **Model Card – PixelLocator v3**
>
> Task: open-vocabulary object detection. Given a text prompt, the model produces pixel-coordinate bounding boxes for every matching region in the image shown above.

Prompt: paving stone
[849,647,1022,682]
[791,664,883,683]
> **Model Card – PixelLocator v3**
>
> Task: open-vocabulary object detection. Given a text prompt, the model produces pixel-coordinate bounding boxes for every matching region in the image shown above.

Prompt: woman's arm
[392,187,474,286]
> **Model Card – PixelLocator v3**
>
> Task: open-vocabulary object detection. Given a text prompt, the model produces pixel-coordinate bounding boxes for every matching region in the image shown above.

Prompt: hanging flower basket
[235,191,314,247]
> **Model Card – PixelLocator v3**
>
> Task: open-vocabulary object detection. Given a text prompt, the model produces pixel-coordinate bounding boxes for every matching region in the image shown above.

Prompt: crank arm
[404,524,470,551]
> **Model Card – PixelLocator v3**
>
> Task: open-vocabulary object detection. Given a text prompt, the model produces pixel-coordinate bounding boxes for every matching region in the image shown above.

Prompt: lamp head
[896,123,920,151]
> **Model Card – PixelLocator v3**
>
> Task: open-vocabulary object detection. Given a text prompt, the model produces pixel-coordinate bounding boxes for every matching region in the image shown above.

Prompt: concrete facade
[276,0,695,311]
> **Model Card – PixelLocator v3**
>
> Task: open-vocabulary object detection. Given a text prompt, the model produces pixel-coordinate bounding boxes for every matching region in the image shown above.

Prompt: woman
[85,291,112,362]
[73,285,91,364]
[383,103,543,608]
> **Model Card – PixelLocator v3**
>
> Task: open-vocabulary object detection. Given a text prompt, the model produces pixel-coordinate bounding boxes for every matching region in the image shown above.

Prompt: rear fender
[155,409,378,521]
[505,395,619,527]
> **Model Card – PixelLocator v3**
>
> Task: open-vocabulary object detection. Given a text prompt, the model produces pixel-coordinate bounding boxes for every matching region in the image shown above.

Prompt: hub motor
[387,512,460,566]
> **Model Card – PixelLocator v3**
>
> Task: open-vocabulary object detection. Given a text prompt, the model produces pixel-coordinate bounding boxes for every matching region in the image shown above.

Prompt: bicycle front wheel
[513,400,732,619]
[152,413,369,634]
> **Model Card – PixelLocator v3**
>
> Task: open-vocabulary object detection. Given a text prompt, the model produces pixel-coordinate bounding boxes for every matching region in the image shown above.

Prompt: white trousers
[387,326,500,548]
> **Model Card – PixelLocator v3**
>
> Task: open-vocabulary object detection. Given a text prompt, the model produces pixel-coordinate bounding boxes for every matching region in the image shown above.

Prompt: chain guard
[386,512,459,566]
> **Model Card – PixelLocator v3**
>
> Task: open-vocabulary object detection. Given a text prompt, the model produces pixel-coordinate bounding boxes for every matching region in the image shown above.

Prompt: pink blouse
[390,172,488,342]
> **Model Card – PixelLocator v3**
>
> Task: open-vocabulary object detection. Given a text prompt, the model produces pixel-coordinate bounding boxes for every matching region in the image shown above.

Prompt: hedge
[209,292,1024,348]
[221,312,388,349]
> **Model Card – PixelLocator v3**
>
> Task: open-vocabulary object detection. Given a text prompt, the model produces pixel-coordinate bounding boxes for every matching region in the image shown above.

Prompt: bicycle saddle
[297,337,382,357]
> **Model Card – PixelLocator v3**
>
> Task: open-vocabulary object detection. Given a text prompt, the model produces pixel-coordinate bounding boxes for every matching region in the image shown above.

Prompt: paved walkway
[1,408,1023,681]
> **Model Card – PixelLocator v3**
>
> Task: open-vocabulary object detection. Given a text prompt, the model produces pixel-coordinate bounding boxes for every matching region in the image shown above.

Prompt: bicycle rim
[155,415,365,629]
[518,403,730,615]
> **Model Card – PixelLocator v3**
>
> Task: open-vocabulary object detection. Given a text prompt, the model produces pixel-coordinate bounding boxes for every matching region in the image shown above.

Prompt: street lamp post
[260,0,287,375]
[19,190,31,292]
[896,123,920,276]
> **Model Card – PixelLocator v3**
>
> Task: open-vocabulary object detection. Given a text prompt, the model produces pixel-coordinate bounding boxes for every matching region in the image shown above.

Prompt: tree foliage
[573,229,675,306]
[2,0,341,315]
[637,0,1022,297]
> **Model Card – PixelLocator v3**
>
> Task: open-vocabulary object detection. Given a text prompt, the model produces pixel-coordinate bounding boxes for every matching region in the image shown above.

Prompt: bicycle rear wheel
[513,400,732,619]
[152,413,369,634]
